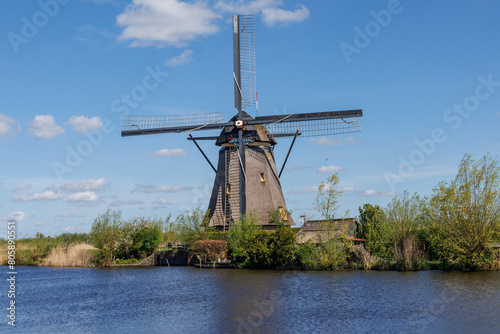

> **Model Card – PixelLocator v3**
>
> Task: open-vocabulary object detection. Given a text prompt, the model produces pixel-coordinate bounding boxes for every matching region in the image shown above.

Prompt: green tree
[357,204,389,257]
[385,191,427,269]
[91,209,122,265]
[315,173,342,221]
[430,153,500,270]
[177,208,213,247]
[227,214,261,264]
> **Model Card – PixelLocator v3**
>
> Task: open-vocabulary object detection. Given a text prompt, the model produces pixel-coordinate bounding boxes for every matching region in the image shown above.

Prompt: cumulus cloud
[132,184,192,193]
[13,190,64,202]
[148,148,188,157]
[262,4,309,26]
[165,49,194,67]
[64,191,101,206]
[2,211,26,222]
[67,115,103,132]
[317,165,344,174]
[28,115,65,139]
[0,114,19,137]
[360,190,396,197]
[117,0,220,47]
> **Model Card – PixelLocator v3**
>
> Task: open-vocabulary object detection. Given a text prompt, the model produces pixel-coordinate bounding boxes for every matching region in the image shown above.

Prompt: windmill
[122,15,363,231]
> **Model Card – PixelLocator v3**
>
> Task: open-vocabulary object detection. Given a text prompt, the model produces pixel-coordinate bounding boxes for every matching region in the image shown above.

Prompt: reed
[42,243,96,267]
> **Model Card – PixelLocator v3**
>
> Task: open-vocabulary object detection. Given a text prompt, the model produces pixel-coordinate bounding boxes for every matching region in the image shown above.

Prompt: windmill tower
[121,15,363,231]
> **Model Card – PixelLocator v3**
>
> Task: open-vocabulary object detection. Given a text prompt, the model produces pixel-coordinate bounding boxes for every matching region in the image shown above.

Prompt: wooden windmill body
[121,15,363,230]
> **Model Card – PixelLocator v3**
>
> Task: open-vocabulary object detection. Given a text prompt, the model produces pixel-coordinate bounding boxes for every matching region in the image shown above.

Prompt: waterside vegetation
[1,153,499,270]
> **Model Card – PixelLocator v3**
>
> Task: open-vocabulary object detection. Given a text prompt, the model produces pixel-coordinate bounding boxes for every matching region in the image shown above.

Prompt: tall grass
[42,243,96,267]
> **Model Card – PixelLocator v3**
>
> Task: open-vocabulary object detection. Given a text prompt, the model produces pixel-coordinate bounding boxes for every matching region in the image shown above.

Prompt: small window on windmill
[278,206,288,221]
[260,173,265,183]
[267,150,271,160]
[226,184,231,194]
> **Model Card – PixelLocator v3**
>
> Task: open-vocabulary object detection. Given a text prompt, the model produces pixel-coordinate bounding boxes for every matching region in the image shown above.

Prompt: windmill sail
[121,113,225,136]
[234,15,256,112]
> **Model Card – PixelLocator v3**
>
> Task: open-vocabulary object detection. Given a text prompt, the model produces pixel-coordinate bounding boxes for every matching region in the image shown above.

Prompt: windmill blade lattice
[265,115,362,138]
[122,113,225,136]
[238,15,256,109]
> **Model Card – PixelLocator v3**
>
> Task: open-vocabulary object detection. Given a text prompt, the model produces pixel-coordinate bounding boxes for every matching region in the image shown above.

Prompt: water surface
[2,266,499,333]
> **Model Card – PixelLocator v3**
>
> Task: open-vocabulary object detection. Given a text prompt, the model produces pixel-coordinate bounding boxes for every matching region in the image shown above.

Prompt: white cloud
[117,0,220,47]
[28,115,65,139]
[132,184,192,193]
[109,199,144,207]
[262,4,309,27]
[341,186,355,192]
[67,115,103,132]
[148,148,188,157]
[64,191,101,206]
[360,189,396,197]
[344,136,361,144]
[286,164,308,171]
[2,211,26,222]
[13,190,64,202]
[215,0,282,14]
[35,221,49,226]
[165,49,194,67]
[317,165,344,174]
[287,185,318,195]
[153,198,169,205]
[312,137,342,146]
[0,114,19,137]
[13,183,32,191]
[59,178,110,192]
[56,213,74,218]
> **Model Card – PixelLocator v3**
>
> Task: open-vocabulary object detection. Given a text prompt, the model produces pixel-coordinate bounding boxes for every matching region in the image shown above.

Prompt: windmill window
[279,206,288,221]
[267,151,271,160]
[226,184,231,194]
[260,173,265,182]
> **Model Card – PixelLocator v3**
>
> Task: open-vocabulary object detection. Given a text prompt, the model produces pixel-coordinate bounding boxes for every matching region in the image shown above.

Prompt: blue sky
[1,0,499,237]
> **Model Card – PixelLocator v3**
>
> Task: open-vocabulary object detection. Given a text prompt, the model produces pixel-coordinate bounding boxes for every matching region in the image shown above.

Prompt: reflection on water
[2,266,499,333]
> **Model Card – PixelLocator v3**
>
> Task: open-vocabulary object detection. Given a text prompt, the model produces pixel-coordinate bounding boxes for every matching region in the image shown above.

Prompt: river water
[1,266,499,333]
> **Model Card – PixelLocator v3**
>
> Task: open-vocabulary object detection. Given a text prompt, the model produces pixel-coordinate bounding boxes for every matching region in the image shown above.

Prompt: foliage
[114,258,138,264]
[228,215,297,269]
[193,240,228,262]
[429,153,500,270]
[227,214,262,264]
[385,191,428,266]
[271,226,297,269]
[314,173,342,221]
[268,208,292,227]
[297,221,353,270]
[176,208,213,247]
[162,214,181,243]
[90,209,122,265]
[357,204,390,257]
